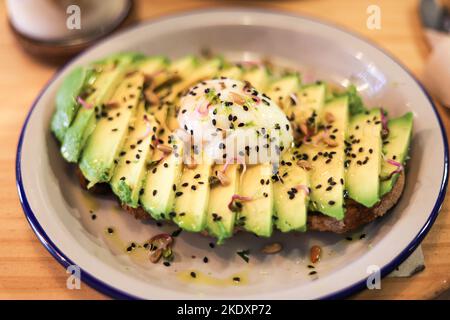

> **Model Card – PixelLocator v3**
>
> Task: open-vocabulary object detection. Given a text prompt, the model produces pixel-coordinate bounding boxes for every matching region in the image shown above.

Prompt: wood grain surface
[0,0,448,300]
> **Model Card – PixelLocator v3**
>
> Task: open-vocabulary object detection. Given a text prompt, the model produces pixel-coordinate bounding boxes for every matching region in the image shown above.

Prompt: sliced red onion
[294,184,310,196]
[195,101,211,117]
[289,93,298,106]
[303,127,324,145]
[227,194,253,212]
[221,156,244,174]
[77,96,93,109]
[386,158,404,179]
[139,115,152,140]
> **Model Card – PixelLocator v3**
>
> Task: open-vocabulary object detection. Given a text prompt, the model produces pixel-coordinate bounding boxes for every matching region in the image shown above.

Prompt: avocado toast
[52,53,413,243]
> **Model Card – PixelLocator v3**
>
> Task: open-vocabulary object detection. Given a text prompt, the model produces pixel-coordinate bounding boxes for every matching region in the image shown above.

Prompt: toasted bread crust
[121,203,151,220]
[307,172,405,233]
[77,166,405,234]
[75,166,110,194]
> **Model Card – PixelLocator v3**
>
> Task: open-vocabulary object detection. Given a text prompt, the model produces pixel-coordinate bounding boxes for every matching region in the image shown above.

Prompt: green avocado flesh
[206,164,240,242]
[238,163,274,237]
[165,57,222,131]
[79,72,145,187]
[266,74,301,112]
[51,53,413,242]
[173,155,214,232]
[293,83,326,129]
[273,149,309,232]
[61,54,141,163]
[380,112,413,196]
[299,96,348,220]
[140,133,184,220]
[345,108,383,207]
[242,67,271,92]
[51,66,95,142]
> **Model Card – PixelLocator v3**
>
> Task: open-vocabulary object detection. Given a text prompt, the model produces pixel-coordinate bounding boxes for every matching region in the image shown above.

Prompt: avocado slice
[138,57,200,219]
[292,83,326,131]
[345,108,383,207]
[299,96,348,220]
[238,163,274,237]
[164,55,198,80]
[141,56,199,126]
[242,66,271,92]
[218,65,243,79]
[273,149,309,232]
[173,155,214,232]
[266,74,301,112]
[165,57,223,131]
[51,66,95,142]
[109,103,158,207]
[380,112,413,196]
[137,55,169,75]
[206,164,240,243]
[61,54,142,163]
[108,57,169,206]
[139,132,184,220]
[79,71,145,187]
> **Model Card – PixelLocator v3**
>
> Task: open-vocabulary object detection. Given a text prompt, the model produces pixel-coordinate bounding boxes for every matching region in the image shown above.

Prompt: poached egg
[176,78,293,165]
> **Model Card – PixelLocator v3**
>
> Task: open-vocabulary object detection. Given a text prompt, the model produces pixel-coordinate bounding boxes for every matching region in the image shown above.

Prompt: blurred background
[0,0,449,300]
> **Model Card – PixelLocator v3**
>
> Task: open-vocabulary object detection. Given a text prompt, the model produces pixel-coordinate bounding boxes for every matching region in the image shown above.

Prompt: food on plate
[51,53,413,243]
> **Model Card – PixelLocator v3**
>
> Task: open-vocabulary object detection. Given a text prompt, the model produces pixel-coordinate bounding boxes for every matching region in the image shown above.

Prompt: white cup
[6,0,130,43]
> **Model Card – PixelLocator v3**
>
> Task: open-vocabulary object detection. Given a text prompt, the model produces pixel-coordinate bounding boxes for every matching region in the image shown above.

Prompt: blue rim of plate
[15,8,449,300]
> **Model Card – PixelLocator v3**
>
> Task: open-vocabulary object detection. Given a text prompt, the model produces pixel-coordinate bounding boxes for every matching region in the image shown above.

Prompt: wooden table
[0,0,448,300]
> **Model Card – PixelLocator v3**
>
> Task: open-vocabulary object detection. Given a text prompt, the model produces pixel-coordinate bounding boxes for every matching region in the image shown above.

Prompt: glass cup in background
[6,0,132,61]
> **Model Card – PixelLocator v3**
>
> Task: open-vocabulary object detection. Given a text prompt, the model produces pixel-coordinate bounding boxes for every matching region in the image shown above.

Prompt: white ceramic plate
[17,8,448,299]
